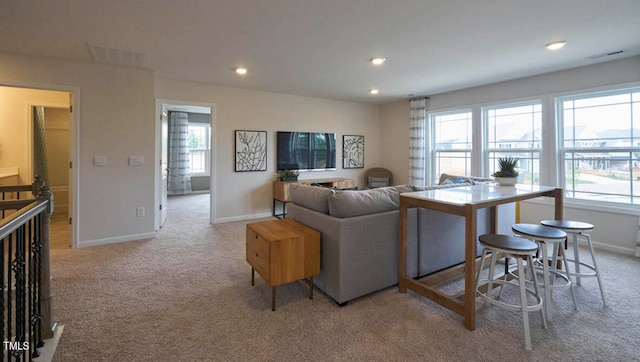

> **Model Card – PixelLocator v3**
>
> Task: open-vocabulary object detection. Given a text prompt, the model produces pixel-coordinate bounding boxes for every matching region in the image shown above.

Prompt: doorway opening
[0,84,78,249]
[155,100,216,231]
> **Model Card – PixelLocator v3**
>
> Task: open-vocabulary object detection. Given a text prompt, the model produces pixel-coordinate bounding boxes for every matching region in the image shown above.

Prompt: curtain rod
[407,96,430,101]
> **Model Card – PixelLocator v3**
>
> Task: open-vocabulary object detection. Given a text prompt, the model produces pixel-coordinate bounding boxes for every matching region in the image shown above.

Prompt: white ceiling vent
[89,43,150,68]
[586,49,627,61]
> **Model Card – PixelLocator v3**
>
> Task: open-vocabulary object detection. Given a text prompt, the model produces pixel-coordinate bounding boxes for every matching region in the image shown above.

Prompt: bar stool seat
[512,223,578,322]
[476,234,546,350]
[540,220,606,306]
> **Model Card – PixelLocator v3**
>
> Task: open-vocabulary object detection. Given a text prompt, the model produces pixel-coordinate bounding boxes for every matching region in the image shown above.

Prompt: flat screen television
[277,131,337,171]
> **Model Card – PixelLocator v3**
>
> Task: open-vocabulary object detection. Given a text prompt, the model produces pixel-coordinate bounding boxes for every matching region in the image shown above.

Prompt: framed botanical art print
[343,135,364,169]
[235,130,267,172]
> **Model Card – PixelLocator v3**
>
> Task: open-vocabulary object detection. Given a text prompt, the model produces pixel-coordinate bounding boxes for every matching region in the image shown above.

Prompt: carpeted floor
[50,193,640,361]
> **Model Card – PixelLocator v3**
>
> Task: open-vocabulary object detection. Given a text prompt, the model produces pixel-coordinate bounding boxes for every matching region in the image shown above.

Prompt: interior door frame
[154,99,217,230]
[1,80,80,249]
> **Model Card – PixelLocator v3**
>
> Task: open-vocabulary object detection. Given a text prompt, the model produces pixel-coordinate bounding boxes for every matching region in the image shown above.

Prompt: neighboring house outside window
[484,101,542,186]
[558,87,640,205]
[188,122,211,176]
[430,110,472,184]
[425,84,638,209]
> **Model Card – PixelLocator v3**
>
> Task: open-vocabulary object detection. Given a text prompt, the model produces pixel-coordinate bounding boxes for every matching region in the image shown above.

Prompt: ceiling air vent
[586,49,627,61]
[89,43,150,69]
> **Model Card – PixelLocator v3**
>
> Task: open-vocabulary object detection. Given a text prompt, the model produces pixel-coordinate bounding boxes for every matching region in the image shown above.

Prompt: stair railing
[0,177,54,360]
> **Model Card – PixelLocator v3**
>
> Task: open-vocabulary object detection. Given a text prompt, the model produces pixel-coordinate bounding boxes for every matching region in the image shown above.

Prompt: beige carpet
[50,193,640,361]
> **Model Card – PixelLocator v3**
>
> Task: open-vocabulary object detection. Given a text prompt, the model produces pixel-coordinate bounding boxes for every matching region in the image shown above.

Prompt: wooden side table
[246,219,320,311]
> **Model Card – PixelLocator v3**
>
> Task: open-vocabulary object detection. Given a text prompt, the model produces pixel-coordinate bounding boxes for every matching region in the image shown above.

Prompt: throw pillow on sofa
[367,176,389,188]
[328,186,405,218]
[438,173,494,185]
[289,184,333,214]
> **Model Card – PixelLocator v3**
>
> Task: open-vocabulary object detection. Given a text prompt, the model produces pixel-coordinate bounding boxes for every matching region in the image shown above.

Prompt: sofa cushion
[328,186,401,218]
[392,184,413,193]
[410,183,467,191]
[438,173,494,185]
[289,184,332,214]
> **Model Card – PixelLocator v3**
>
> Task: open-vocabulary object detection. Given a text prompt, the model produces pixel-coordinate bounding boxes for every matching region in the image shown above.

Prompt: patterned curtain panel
[409,99,427,186]
[167,112,192,195]
[33,106,49,185]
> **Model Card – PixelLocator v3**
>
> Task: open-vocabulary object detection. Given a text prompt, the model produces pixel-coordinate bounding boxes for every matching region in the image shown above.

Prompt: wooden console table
[272,178,355,218]
[246,219,320,311]
[398,184,563,330]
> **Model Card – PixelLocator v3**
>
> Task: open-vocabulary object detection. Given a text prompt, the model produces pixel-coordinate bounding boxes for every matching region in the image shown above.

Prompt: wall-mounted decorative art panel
[235,130,267,172]
[343,135,364,169]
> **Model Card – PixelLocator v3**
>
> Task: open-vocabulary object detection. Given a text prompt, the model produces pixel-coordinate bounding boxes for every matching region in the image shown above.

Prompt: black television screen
[277,131,336,171]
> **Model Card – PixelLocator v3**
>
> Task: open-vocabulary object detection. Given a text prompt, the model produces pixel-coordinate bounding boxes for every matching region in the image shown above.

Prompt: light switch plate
[128,156,144,166]
[93,156,107,166]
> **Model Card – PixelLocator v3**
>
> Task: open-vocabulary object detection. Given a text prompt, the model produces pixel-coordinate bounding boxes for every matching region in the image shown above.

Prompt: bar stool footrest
[477,279,544,313]
[566,258,598,278]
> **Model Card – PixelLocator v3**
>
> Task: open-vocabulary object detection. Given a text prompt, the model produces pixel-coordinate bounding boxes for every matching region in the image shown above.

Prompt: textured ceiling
[1,0,639,104]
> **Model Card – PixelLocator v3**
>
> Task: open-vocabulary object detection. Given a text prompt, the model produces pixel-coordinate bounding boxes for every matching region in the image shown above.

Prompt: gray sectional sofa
[286,176,515,305]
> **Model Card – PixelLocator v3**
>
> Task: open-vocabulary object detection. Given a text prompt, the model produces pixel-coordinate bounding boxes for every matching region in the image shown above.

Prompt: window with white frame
[484,101,542,185]
[187,123,211,176]
[430,110,472,184]
[558,87,640,205]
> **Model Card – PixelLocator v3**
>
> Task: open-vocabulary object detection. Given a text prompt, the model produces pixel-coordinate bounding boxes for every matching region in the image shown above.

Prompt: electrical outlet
[136,207,145,217]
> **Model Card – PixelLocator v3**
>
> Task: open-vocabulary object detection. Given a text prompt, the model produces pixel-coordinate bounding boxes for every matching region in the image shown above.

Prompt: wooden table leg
[464,205,477,331]
[272,286,276,311]
[555,188,563,220]
[251,267,254,286]
[309,277,313,299]
[555,188,564,269]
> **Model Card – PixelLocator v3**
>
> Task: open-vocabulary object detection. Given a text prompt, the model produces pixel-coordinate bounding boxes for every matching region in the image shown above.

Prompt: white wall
[0,52,156,247]
[379,55,640,254]
[379,100,410,185]
[0,86,69,184]
[155,79,381,222]
[0,51,382,248]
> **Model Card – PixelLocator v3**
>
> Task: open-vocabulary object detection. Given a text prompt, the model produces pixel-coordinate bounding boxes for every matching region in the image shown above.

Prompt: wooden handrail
[0,199,35,212]
[0,184,33,193]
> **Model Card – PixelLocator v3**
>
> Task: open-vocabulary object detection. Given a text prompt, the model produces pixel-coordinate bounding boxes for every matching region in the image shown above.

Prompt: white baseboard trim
[77,232,156,248]
[592,240,635,256]
[569,239,636,257]
[215,212,273,224]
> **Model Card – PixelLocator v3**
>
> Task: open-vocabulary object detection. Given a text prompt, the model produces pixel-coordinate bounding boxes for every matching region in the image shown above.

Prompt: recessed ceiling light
[370,57,386,65]
[235,67,248,75]
[545,41,567,50]
[369,89,379,95]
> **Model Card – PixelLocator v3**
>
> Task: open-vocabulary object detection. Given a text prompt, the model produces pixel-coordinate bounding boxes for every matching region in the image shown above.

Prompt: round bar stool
[475,234,546,350]
[540,220,606,306]
[511,224,578,322]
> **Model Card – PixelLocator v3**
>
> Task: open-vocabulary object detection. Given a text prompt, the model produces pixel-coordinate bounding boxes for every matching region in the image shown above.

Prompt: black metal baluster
[14,224,26,360]
[31,214,42,357]
[8,232,13,360]
[1,234,4,360]
[28,218,37,360]
[37,213,42,351]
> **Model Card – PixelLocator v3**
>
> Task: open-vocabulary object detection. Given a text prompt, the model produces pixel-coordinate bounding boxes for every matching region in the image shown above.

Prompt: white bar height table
[398,184,563,330]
